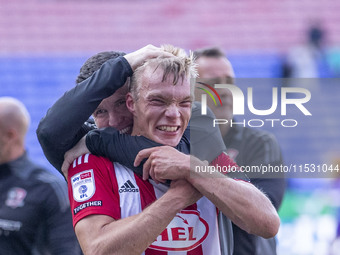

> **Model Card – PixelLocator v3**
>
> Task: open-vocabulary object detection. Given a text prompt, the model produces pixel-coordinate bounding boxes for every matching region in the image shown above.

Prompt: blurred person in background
[0,97,81,255]
[282,22,326,80]
[194,47,286,255]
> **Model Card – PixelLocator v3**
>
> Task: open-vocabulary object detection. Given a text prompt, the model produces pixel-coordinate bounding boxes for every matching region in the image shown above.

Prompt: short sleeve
[67,154,120,227]
[210,152,250,182]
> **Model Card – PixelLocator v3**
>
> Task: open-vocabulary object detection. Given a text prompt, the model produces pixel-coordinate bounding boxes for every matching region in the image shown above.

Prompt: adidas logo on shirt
[119,180,139,193]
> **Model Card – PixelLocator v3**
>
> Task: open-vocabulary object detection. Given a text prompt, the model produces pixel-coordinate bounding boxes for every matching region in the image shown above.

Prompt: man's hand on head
[123,45,174,71]
[62,136,90,179]
[134,146,190,184]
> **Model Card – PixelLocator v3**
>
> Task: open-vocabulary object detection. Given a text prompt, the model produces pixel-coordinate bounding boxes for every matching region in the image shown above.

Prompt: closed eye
[115,99,126,107]
[180,100,192,107]
[150,98,166,105]
[93,108,107,117]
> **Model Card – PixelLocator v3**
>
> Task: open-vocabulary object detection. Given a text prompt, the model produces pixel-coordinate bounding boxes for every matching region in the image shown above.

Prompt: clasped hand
[134,146,191,184]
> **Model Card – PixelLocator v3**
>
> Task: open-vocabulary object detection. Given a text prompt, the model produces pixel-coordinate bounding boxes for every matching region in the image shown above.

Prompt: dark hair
[194,46,235,84]
[76,51,125,83]
[193,47,225,60]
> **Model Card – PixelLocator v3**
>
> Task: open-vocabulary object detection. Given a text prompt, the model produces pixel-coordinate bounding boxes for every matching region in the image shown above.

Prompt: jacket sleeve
[36,57,133,172]
[86,102,227,175]
[86,128,162,176]
[244,131,286,210]
[42,174,83,255]
[189,102,227,162]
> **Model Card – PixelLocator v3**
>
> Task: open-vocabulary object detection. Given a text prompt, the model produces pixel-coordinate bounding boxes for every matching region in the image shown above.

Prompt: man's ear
[126,92,135,114]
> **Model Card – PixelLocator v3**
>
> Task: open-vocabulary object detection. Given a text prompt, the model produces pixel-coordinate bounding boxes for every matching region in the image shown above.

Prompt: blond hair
[130,45,197,100]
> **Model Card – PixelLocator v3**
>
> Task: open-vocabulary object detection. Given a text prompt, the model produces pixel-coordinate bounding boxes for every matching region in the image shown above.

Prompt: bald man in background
[0,97,81,255]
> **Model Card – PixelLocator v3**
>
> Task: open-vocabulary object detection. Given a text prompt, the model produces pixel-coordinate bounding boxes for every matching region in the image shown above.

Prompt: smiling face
[127,65,192,147]
[93,84,133,134]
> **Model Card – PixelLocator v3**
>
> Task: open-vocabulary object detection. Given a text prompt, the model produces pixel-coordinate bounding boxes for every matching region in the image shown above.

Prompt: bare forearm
[188,158,280,238]
[77,192,183,255]
[105,203,177,254]
[135,147,280,238]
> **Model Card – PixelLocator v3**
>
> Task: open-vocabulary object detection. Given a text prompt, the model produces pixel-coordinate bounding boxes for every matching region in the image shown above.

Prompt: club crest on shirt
[149,210,209,252]
[71,170,95,202]
[5,187,27,209]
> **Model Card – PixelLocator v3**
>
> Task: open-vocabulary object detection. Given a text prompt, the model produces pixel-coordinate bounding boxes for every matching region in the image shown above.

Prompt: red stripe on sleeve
[210,152,250,182]
[210,152,239,174]
[67,155,121,227]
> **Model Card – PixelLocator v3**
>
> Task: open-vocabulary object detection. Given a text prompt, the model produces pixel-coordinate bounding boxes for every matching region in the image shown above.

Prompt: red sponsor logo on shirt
[149,210,209,252]
[80,172,92,179]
